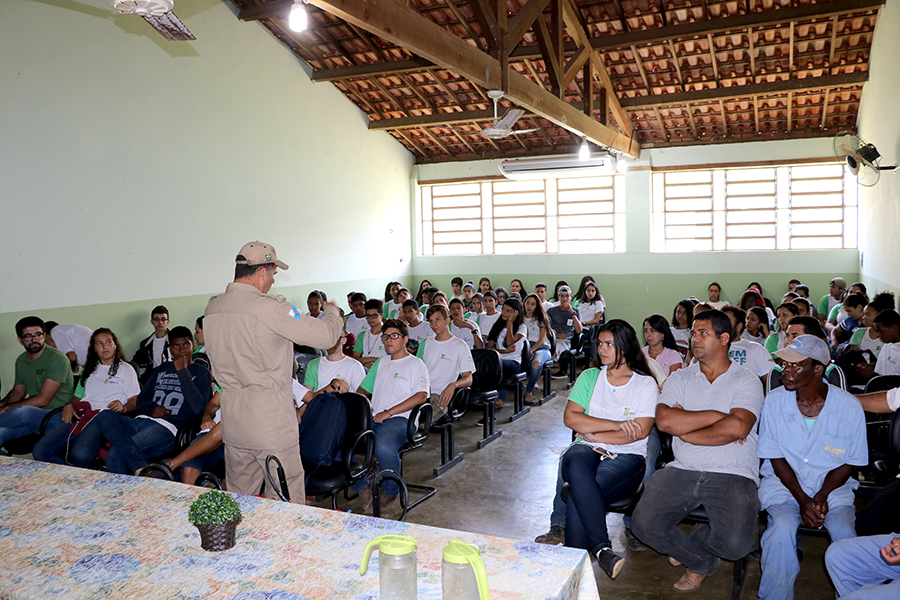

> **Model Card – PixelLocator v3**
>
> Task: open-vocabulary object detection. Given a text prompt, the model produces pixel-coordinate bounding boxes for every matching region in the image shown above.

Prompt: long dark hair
[643,314,679,351]
[594,319,654,378]
[488,298,524,344]
[523,293,549,329]
[578,281,601,305]
[384,281,400,303]
[415,280,431,304]
[574,275,595,301]
[478,277,492,291]
[671,299,695,330]
[80,328,127,386]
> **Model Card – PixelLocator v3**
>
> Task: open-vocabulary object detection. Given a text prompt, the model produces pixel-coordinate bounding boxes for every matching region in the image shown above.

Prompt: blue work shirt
[757,384,867,510]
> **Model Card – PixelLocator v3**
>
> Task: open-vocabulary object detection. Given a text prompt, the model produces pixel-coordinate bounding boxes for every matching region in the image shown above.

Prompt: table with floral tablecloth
[0,457,599,600]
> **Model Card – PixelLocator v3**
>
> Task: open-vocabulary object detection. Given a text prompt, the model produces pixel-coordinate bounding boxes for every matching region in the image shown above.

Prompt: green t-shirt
[14,346,75,410]
[828,303,843,321]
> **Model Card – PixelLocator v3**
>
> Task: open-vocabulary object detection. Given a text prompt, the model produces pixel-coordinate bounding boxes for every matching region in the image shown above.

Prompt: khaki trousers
[224,443,305,502]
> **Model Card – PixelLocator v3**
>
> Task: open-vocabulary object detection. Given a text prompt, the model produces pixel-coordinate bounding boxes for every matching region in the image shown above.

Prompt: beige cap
[235,241,289,270]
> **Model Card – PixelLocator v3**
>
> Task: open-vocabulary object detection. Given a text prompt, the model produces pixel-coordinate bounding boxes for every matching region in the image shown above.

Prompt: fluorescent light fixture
[578,138,590,161]
[289,0,308,32]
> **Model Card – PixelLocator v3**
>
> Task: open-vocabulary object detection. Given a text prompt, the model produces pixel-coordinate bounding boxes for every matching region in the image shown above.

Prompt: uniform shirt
[641,346,683,376]
[361,354,430,419]
[204,281,342,450]
[818,295,841,320]
[49,323,93,366]
[417,336,476,396]
[383,301,402,319]
[74,362,141,412]
[850,327,884,360]
[496,323,528,364]
[546,306,581,341]
[354,329,388,360]
[729,338,775,377]
[875,342,900,376]
[659,361,764,482]
[523,316,547,346]
[450,320,482,350]
[765,331,787,356]
[568,367,658,456]
[758,385,867,509]
[406,320,435,346]
[671,328,691,351]
[344,314,368,339]
[578,300,605,325]
[476,312,501,336]
[303,355,366,393]
[14,346,74,411]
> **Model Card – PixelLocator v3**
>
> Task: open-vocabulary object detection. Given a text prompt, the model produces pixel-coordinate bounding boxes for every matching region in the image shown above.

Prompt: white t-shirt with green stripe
[354,329,388,360]
[303,355,367,393]
[416,336,476,395]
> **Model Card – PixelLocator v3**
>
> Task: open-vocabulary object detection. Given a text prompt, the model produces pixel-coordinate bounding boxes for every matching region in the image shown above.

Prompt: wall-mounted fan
[110,0,195,41]
[833,131,896,187]
[478,90,541,140]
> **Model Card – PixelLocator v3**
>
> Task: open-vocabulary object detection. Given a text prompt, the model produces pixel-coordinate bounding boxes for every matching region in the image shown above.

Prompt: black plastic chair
[469,349,504,448]
[534,333,558,405]
[432,387,469,477]
[564,332,588,390]
[373,403,435,518]
[826,365,848,390]
[1,407,63,456]
[302,392,375,509]
[765,367,783,395]
[498,340,530,422]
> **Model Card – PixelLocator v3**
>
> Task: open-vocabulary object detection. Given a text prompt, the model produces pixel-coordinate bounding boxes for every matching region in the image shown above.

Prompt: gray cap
[830,277,847,289]
[557,285,572,296]
[773,334,831,365]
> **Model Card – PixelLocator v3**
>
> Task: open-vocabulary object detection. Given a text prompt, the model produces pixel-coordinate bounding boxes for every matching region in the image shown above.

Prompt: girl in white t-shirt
[561,319,658,579]
[578,281,606,328]
[523,293,552,404]
[641,314,684,376]
[486,297,527,409]
[671,299,694,358]
[33,328,140,465]
[707,282,728,310]
[743,307,770,345]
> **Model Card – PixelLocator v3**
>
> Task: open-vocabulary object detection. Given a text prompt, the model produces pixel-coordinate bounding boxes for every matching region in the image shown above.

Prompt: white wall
[857,0,900,295]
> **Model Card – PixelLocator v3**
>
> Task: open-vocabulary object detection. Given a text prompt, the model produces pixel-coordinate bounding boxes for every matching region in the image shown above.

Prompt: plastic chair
[373,403,436,518]
[563,332,588,390]
[432,387,469,477]
[765,367,783,395]
[533,332,558,405]
[468,349,504,448]
[826,365,847,390]
[498,339,530,422]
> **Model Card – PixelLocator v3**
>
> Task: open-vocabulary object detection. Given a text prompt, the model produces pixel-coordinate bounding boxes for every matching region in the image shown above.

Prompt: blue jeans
[353,416,408,498]
[0,406,61,446]
[826,534,900,599]
[33,419,78,465]
[525,345,552,395]
[498,359,521,402]
[760,501,856,600]
[182,431,225,473]
[70,411,174,474]
[623,426,660,529]
[561,444,645,553]
[632,467,760,575]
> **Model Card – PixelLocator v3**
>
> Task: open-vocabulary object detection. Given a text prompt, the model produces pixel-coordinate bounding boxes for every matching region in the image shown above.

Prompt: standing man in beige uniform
[204,241,342,501]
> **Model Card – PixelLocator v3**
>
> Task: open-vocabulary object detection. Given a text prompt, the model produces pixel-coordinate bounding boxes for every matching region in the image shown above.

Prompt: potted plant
[188,490,242,551]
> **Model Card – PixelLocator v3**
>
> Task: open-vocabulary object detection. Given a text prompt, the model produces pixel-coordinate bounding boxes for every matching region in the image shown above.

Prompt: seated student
[383,281,401,318]
[766,303,800,355]
[417,305,475,421]
[819,278,848,328]
[848,293,896,381]
[782,292,800,304]
[353,319,430,513]
[0,317,73,449]
[670,299,695,357]
[306,290,325,319]
[827,284,868,335]
[740,289,775,330]
[44,322,93,372]
[792,284,816,318]
[757,335,867,600]
[509,278,524,298]
[386,288,412,320]
[132,305,173,385]
[484,298,527,408]
[873,309,900,376]
[548,286,582,379]
[561,320,658,579]
[744,306,770,345]
[551,280,570,306]
[535,282,553,311]
[304,330,367,398]
[832,293,868,347]
[477,290,502,340]
[642,315,684,376]
[161,388,224,486]
[523,293,552,404]
[706,282,728,310]
[344,292,369,339]
[69,326,211,475]
[495,286,509,307]
[792,297,812,317]
[478,277,492,294]
[431,291,449,308]
[401,299,434,348]
[853,387,900,538]
[577,281,605,328]
[632,310,763,594]
[418,286,438,316]
[466,292,485,320]
[450,276,464,301]
[787,279,801,293]
[460,281,476,311]
[414,280,432,306]
[826,534,900,599]
[191,316,213,373]
[572,276,594,308]
[448,298,483,350]
[33,328,139,465]
[353,299,389,369]
[721,305,775,381]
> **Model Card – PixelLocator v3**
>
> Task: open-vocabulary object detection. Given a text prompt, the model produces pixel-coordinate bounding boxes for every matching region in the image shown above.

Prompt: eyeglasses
[381,332,403,341]
[365,313,381,320]
[21,332,45,341]
[151,317,169,323]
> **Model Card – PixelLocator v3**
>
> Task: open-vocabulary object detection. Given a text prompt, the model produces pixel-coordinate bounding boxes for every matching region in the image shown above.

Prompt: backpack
[298,392,347,466]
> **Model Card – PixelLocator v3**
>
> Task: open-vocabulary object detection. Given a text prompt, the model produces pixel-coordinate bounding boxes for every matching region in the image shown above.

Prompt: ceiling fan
[833,131,897,187]
[477,90,541,140]
[109,0,195,41]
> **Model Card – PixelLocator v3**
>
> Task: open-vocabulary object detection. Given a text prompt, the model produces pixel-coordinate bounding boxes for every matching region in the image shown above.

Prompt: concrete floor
[322,379,839,600]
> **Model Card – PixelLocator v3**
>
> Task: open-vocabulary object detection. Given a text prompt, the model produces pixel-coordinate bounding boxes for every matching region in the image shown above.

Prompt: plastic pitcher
[360,534,417,600]
[442,540,489,600]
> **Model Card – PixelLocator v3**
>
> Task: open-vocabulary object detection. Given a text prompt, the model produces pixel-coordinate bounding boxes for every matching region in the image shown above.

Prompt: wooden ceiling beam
[611,0,630,32]
[443,0,488,53]
[468,0,501,54]
[312,59,434,81]
[631,44,652,94]
[667,40,685,92]
[508,0,553,51]
[369,109,497,130]
[618,71,868,107]
[828,15,840,75]
[310,0,641,154]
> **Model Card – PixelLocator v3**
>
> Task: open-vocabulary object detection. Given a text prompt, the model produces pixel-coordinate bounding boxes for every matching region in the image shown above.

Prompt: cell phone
[593,446,618,460]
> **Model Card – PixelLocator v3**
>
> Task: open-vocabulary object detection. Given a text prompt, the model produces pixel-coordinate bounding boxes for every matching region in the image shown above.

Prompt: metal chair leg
[508,379,530,422]
[433,422,465,476]
[476,401,502,449]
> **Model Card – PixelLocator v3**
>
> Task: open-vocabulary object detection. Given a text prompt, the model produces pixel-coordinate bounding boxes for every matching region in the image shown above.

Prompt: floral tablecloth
[0,457,599,600]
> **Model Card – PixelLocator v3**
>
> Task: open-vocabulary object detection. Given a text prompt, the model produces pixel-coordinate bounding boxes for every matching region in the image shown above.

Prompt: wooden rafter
[718,99,727,136]
[533,5,563,97]
[308,0,639,155]
[347,23,387,62]
[508,0,553,51]
[611,0,629,33]
[787,91,793,133]
[707,34,720,86]
[828,15,840,75]
[748,27,756,84]
[821,90,831,128]
[630,45,652,94]
[667,40,685,92]
[368,109,495,130]
[653,106,668,140]
[468,0,501,54]
[753,96,760,134]
[443,0,488,53]
[685,104,698,137]
[399,73,438,111]
[395,129,428,156]
[789,22,795,76]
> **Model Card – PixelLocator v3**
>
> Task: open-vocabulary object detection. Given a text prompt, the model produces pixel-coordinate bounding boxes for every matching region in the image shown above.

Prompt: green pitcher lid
[443,541,490,600]
[360,535,417,574]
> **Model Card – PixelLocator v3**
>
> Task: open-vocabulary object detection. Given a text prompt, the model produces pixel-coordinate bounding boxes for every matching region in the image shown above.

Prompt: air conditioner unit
[499,154,614,180]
